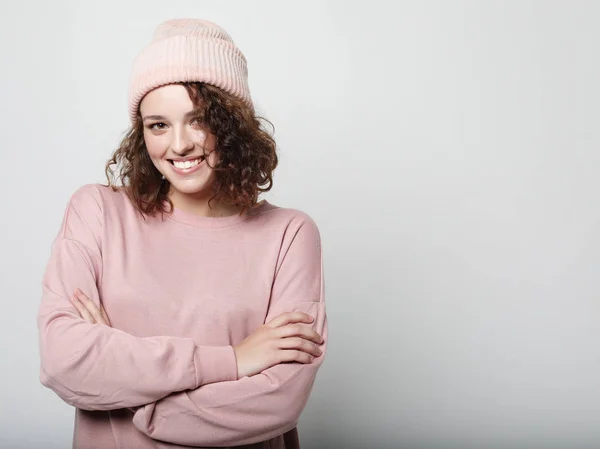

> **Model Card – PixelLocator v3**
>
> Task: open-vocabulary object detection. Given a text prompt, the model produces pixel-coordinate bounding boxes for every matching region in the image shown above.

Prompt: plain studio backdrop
[1,1,599,448]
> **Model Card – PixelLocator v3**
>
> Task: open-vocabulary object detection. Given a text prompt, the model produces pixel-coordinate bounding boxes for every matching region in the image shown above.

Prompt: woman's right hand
[233,312,324,378]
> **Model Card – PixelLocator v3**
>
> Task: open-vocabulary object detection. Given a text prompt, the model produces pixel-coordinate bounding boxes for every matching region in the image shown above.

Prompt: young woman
[38,19,327,449]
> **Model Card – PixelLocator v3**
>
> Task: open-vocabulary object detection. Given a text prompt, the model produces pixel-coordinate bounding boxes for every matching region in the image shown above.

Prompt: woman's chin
[168,179,213,197]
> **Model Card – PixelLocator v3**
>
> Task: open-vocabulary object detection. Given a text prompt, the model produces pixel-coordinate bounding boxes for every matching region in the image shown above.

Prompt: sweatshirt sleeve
[132,216,328,447]
[38,185,238,411]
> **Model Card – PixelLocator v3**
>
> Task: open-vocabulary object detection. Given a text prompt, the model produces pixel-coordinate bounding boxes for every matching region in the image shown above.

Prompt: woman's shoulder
[66,183,131,217]
[253,200,320,234]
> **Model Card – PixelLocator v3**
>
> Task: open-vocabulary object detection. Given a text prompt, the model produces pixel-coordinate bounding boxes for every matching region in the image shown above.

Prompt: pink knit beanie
[128,19,251,123]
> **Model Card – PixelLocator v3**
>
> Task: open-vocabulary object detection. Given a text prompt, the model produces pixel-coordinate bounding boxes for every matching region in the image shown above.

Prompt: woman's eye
[149,123,167,130]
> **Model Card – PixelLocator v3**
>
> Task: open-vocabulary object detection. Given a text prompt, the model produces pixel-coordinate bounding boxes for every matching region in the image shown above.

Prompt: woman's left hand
[70,288,112,327]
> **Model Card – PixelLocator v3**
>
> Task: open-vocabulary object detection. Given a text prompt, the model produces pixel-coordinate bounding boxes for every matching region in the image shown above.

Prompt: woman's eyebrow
[142,109,201,122]
[184,108,202,118]
[142,115,165,122]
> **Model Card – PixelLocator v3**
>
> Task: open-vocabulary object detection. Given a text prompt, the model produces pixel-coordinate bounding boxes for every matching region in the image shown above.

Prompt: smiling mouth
[169,156,205,169]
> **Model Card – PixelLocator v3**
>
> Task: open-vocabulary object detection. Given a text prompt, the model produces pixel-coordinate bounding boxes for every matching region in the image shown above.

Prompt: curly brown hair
[105,82,278,218]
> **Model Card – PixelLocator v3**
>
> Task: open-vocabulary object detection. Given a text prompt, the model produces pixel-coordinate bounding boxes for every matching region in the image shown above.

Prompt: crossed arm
[71,288,326,446]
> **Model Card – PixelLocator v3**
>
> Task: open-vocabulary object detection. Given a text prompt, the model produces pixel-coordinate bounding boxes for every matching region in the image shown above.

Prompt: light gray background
[1,1,599,448]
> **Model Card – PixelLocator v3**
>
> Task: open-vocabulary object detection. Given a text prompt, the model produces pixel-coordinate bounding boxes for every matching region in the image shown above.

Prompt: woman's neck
[168,190,241,218]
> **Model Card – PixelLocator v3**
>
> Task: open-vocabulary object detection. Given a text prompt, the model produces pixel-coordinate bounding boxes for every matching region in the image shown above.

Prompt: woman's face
[140,84,218,200]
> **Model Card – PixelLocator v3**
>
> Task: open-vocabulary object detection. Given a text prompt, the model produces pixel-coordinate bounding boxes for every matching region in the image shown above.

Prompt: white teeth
[173,158,201,169]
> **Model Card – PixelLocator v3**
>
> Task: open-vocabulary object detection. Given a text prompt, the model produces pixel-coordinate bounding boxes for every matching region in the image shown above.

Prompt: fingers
[277,323,323,344]
[72,289,109,326]
[266,312,314,328]
[71,293,95,323]
[100,304,112,327]
[278,337,323,358]
[279,350,315,364]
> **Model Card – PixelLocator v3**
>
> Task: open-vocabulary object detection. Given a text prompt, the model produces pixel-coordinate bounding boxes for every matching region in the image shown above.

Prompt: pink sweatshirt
[37,184,327,449]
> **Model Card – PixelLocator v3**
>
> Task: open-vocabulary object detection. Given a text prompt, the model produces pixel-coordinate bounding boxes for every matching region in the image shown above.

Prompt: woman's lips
[169,157,205,175]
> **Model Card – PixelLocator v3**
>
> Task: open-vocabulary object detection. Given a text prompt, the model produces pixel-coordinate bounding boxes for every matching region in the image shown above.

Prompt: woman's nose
[170,128,195,154]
